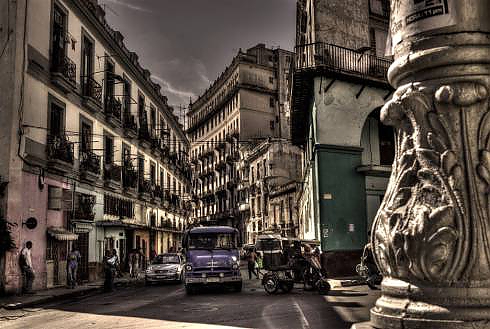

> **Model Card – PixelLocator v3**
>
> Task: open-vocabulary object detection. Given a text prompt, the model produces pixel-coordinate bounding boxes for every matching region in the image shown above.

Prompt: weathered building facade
[187,45,293,238]
[0,0,190,293]
[238,139,302,244]
[292,0,393,275]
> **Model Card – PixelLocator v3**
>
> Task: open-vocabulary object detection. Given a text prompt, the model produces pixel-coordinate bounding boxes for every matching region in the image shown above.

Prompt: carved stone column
[369,1,490,328]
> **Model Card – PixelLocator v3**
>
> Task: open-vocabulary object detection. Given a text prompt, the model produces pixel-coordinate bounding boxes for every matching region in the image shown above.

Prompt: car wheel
[177,273,183,284]
[233,282,242,292]
[263,273,279,294]
[317,279,331,295]
[185,285,197,295]
[145,279,150,286]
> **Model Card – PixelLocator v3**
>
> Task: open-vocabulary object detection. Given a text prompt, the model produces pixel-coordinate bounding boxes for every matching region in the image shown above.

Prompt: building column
[368,1,490,328]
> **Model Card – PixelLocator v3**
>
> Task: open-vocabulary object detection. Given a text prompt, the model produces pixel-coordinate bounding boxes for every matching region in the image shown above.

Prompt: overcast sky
[101,0,296,114]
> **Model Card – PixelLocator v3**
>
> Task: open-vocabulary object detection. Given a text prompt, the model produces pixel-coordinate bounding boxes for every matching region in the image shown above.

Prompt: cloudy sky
[101,0,296,113]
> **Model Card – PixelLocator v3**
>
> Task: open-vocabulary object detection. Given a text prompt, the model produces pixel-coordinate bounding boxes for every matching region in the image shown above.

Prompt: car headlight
[232,263,239,270]
[231,256,237,262]
[185,264,192,271]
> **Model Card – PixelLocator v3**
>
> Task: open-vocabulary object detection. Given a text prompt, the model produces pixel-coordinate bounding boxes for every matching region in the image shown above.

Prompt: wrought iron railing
[72,194,96,221]
[295,42,392,82]
[52,54,76,85]
[47,134,74,164]
[138,125,151,143]
[82,77,103,104]
[80,151,101,175]
[138,179,152,195]
[123,112,138,133]
[105,96,122,121]
[103,163,121,182]
[122,163,138,189]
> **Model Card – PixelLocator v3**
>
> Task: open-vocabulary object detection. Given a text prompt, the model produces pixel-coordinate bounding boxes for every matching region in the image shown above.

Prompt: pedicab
[255,234,330,295]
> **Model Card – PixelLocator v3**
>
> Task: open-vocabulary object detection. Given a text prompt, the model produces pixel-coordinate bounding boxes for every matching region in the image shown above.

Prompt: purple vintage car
[182,226,242,294]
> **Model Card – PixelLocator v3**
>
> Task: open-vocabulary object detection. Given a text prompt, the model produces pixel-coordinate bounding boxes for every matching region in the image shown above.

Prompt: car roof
[188,226,238,234]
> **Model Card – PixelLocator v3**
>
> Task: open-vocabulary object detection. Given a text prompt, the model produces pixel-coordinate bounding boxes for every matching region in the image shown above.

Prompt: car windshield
[189,233,236,250]
[152,255,180,264]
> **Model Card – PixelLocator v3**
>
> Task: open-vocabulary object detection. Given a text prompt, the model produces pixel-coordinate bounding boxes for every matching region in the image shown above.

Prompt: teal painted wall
[315,145,367,251]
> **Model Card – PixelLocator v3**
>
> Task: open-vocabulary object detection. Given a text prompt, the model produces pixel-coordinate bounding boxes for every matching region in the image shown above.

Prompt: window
[270,97,275,107]
[104,194,134,218]
[80,121,92,153]
[51,4,67,67]
[104,59,115,108]
[150,106,156,135]
[138,156,145,181]
[123,78,131,115]
[81,35,94,92]
[104,135,114,164]
[150,163,156,185]
[269,76,274,84]
[49,102,64,137]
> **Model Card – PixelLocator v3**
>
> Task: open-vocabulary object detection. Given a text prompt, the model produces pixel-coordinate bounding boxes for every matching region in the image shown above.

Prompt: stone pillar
[369,1,490,328]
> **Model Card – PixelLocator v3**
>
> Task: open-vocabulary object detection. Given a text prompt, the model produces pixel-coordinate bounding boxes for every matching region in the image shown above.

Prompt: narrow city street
[0,277,379,329]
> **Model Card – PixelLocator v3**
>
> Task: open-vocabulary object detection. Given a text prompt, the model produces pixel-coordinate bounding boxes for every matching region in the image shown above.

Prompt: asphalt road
[0,277,379,329]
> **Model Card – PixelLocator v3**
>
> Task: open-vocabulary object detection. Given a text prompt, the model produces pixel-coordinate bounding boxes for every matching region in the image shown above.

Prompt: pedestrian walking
[103,249,116,292]
[67,247,81,288]
[246,249,259,280]
[129,249,138,279]
[19,241,35,294]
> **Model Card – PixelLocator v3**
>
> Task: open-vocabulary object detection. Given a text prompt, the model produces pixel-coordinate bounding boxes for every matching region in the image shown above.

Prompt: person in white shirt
[20,241,35,294]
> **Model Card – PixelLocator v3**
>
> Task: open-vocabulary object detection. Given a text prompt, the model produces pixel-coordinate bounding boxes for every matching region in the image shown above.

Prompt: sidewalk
[0,273,143,310]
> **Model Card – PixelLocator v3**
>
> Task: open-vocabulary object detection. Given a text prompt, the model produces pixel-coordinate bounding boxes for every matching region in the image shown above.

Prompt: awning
[47,227,78,241]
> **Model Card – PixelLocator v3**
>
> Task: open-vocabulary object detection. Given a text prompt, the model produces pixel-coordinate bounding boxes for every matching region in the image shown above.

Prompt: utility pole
[356,1,490,328]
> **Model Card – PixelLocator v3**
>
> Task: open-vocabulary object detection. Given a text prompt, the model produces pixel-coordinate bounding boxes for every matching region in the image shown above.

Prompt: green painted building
[293,0,393,275]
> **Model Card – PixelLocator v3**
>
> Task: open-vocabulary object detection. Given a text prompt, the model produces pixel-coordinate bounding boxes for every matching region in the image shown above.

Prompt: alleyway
[0,278,379,329]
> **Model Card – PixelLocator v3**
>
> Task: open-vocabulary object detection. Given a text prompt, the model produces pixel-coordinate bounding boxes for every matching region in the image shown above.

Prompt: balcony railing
[103,163,121,183]
[138,179,152,195]
[123,112,138,134]
[82,77,103,104]
[71,194,96,221]
[138,126,151,143]
[51,54,76,86]
[47,134,74,164]
[80,151,101,175]
[105,96,122,122]
[295,42,392,82]
[122,164,138,189]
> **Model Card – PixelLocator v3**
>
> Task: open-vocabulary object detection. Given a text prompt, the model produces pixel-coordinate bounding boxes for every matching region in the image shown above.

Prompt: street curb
[1,279,143,310]
[1,286,101,310]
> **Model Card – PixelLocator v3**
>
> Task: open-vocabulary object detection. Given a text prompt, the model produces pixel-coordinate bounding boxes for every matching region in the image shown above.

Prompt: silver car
[145,253,184,285]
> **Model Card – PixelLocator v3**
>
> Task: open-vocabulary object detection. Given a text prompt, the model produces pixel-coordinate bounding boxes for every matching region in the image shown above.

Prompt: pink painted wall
[4,172,70,293]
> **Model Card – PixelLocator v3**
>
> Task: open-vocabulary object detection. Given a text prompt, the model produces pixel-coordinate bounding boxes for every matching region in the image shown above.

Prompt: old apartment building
[0,0,190,293]
[292,0,394,275]
[238,139,302,244]
[186,44,293,237]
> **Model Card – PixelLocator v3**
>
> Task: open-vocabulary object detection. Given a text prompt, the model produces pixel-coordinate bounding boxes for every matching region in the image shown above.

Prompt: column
[369,1,490,328]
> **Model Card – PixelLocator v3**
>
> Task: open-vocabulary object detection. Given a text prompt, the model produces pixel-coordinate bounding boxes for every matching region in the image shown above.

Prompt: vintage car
[145,253,184,284]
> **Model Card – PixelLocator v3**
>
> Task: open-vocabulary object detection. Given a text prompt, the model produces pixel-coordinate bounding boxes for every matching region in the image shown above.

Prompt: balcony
[153,185,164,202]
[138,126,151,147]
[295,42,391,81]
[103,163,121,190]
[123,112,138,138]
[71,194,96,222]
[82,77,103,112]
[138,179,152,201]
[122,164,138,194]
[79,151,101,182]
[105,96,122,127]
[51,54,76,93]
[150,137,162,156]
[47,134,74,173]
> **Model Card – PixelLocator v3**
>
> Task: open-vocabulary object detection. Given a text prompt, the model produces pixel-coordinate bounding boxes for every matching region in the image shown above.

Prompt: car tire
[233,282,242,292]
[177,273,183,284]
[185,285,197,295]
[263,273,279,294]
[145,279,150,286]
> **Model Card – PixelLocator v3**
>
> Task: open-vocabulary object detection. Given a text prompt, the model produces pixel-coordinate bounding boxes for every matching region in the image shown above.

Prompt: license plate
[207,277,220,283]
[156,276,166,279]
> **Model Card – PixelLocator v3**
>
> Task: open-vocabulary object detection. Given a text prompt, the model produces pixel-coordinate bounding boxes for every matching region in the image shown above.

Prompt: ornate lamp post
[368,1,490,328]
